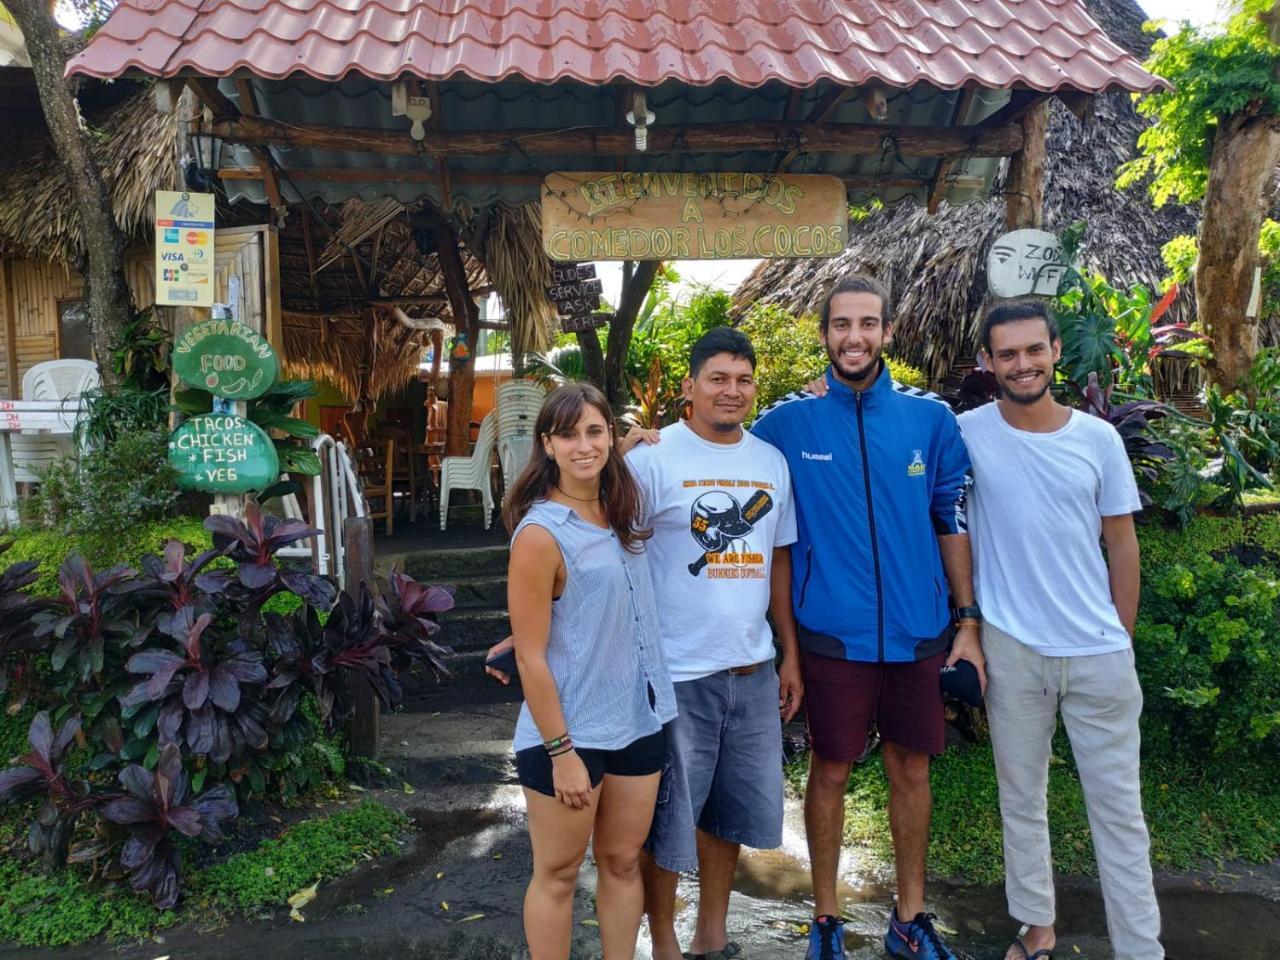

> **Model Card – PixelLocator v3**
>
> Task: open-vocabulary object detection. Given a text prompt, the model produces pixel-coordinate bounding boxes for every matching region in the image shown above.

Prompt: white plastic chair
[439,411,498,530]
[12,360,99,484]
[10,435,74,483]
[22,359,100,402]
[495,380,545,496]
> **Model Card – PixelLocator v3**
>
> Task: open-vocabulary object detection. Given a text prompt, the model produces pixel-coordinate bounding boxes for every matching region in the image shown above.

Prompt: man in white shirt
[489,328,801,960]
[959,300,1163,960]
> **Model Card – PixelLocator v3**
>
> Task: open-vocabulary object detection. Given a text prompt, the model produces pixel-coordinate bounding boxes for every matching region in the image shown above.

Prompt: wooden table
[0,399,83,525]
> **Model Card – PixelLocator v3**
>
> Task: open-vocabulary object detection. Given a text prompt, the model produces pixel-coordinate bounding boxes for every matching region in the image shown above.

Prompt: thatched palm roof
[0,76,557,406]
[0,79,182,263]
[732,0,1201,385]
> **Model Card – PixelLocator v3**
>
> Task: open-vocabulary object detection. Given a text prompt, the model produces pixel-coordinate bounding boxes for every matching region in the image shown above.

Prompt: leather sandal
[1010,937,1054,960]
[682,942,743,960]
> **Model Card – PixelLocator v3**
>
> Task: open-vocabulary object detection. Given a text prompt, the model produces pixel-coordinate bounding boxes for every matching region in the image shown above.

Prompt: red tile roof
[67,0,1161,93]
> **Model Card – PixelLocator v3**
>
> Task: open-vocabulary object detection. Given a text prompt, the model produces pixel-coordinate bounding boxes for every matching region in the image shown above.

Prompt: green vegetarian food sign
[168,414,279,493]
[174,318,278,399]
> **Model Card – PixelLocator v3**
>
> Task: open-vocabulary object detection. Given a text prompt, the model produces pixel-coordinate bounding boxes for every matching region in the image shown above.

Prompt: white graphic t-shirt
[627,421,797,682]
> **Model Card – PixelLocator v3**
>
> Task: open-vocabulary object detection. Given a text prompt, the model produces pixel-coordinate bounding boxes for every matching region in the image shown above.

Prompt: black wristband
[954,605,982,622]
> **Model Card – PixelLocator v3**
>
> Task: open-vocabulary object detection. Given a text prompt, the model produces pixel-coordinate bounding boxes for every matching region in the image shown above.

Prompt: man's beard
[828,343,881,386]
[998,374,1051,405]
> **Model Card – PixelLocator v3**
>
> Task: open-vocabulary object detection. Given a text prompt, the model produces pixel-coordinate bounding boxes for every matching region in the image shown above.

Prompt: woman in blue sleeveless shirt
[502,382,676,960]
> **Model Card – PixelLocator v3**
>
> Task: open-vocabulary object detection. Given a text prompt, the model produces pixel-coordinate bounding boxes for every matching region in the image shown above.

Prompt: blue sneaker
[884,912,958,960]
[805,915,846,960]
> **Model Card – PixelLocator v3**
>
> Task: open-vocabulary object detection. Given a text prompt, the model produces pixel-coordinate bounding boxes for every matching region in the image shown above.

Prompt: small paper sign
[168,414,280,493]
[155,190,215,307]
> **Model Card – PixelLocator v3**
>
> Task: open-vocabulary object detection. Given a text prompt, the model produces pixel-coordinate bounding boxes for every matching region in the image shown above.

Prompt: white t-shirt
[627,422,797,681]
[958,403,1141,657]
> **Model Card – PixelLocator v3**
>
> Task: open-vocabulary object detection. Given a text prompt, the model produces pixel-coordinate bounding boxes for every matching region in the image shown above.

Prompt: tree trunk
[6,0,132,385]
[1197,110,1280,391]
[434,226,481,456]
[1003,100,1048,231]
[575,329,606,388]
[604,260,661,410]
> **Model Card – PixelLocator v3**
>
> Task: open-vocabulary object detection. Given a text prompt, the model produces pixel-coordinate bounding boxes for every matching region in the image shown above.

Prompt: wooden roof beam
[927,84,980,214]
[233,78,285,219]
[775,85,854,172]
[208,116,1024,160]
[187,77,286,221]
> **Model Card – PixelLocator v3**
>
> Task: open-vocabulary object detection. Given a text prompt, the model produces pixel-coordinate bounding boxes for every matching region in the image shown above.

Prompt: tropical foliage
[1117,0,1280,208]
[0,505,453,908]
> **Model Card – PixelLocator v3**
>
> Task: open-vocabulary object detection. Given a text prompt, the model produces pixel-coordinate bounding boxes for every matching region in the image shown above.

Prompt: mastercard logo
[185,230,208,245]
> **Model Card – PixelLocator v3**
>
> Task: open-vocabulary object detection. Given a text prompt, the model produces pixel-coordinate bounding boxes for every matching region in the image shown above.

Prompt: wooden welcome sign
[541,172,847,261]
[174,317,279,400]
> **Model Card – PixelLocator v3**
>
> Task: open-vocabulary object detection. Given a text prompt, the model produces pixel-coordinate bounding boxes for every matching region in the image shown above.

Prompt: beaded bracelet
[543,732,572,752]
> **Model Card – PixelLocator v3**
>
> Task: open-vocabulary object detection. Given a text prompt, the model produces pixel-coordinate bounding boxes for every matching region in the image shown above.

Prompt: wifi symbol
[991,244,1016,264]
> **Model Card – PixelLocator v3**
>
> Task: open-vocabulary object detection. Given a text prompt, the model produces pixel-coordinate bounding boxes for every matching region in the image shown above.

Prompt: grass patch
[190,799,410,910]
[0,799,408,947]
[787,732,1280,886]
[0,858,177,947]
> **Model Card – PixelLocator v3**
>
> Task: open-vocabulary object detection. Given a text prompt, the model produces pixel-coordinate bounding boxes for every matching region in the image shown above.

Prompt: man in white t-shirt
[960,300,1163,960]
[489,328,800,960]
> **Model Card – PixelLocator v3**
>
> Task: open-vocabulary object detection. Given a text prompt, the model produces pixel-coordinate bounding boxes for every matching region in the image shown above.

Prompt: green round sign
[168,415,280,493]
[173,319,278,400]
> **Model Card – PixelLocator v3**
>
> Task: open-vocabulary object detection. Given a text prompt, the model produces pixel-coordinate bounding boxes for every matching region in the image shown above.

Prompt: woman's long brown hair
[502,382,651,551]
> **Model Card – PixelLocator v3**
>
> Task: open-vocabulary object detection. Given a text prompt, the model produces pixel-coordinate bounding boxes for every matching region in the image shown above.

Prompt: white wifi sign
[987,228,1070,298]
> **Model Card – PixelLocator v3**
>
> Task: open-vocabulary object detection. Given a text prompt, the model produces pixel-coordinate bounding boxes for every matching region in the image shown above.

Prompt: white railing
[279,434,365,583]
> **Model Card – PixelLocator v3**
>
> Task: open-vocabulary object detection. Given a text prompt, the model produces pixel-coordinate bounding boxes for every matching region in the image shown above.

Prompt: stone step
[394,544,510,581]
[441,574,507,610]
[437,608,511,651]
[400,648,520,708]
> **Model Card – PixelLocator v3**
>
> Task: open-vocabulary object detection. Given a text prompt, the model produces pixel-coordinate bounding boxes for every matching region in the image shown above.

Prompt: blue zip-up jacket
[751,364,972,663]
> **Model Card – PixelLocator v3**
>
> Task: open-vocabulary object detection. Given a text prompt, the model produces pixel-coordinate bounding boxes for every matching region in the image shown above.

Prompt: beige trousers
[983,622,1163,960]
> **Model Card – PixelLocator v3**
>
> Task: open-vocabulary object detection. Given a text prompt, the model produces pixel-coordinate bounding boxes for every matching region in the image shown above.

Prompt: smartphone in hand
[485,647,519,682]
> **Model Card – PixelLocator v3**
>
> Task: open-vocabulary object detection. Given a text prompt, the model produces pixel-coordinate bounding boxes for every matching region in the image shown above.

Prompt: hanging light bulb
[625,89,656,152]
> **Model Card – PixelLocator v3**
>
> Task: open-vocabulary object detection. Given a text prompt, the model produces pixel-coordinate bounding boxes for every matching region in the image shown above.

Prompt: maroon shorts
[800,648,947,760]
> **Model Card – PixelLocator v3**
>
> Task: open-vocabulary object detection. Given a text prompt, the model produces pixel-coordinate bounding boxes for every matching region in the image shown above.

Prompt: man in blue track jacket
[753,275,984,960]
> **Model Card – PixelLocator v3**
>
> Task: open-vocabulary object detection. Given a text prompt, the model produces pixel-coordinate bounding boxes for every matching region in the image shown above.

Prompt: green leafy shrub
[0,505,453,908]
[22,429,184,560]
[3,517,211,595]
[1136,553,1280,769]
[886,357,928,389]
[737,304,827,411]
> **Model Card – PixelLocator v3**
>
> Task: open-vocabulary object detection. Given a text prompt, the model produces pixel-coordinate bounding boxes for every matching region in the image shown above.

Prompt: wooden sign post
[541,172,847,261]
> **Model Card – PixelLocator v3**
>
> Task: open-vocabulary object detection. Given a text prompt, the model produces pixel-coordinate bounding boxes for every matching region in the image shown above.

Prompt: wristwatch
[954,605,983,623]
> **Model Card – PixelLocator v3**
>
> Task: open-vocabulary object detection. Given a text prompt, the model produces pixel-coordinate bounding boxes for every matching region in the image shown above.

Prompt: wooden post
[1004,100,1049,230]
[1,261,17,398]
[343,514,380,757]
[434,226,480,456]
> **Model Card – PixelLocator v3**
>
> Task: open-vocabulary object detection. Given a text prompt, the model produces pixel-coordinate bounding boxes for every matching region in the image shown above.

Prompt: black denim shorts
[515,727,667,798]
